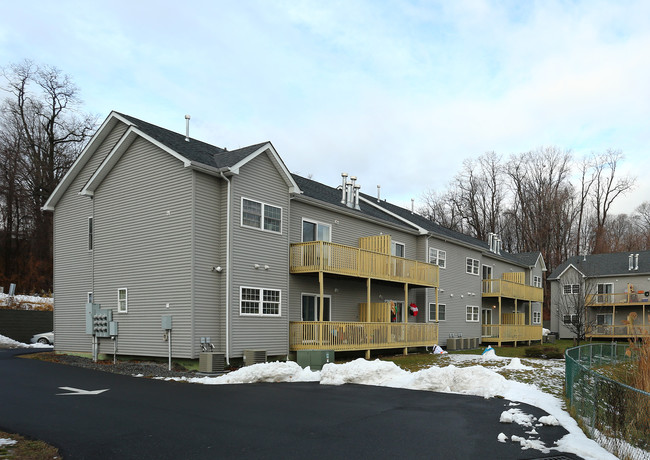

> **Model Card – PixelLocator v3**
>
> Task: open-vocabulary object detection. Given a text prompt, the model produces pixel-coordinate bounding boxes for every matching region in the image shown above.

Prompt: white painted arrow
[57,386,109,396]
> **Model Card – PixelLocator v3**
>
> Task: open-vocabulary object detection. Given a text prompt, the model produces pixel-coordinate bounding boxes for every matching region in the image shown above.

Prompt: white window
[533,311,541,324]
[240,287,281,316]
[429,303,445,321]
[117,288,128,313]
[392,241,405,258]
[87,292,93,303]
[466,258,480,276]
[533,276,542,288]
[88,217,93,251]
[482,264,493,280]
[241,198,282,233]
[596,313,613,325]
[466,305,479,322]
[563,314,578,325]
[563,284,580,295]
[428,248,446,268]
[301,294,331,321]
[302,219,331,242]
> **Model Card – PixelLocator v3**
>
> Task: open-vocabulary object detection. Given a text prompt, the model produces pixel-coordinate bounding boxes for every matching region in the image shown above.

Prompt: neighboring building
[548,251,650,340]
[44,112,545,363]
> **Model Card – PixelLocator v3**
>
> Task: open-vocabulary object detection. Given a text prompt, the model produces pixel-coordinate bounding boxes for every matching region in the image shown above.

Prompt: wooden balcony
[290,241,438,287]
[289,321,439,352]
[585,324,650,339]
[585,292,650,306]
[481,324,543,346]
[482,278,543,302]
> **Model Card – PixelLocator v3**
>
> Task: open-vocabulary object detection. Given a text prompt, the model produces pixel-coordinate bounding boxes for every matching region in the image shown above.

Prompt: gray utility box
[296,350,334,371]
[446,338,459,351]
[199,352,225,374]
[243,349,267,366]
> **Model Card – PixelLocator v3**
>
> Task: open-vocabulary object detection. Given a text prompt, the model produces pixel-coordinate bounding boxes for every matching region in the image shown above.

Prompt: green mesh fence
[565,343,650,459]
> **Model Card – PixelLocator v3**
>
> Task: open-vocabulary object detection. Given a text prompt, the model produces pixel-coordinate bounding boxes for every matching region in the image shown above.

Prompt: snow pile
[178,361,320,385]
[500,408,535,427]
[0,333,52,349]
[539,415,560,426]
[503,358,534,371]
[0,293,53,310]
[0,438,17,447]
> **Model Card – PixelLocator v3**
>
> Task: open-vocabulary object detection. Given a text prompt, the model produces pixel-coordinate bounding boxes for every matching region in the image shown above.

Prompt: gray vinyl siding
[92,137,194,358]
[229,152,291,358]
[53,121,129,353]
[424,237,483,345]
[289,200,419,259]
[191,171,223,358]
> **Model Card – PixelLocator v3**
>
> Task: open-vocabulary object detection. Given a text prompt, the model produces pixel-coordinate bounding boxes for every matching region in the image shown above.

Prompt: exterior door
[482,308,493,337]
[596,283,613,303]
[302,294,331,321]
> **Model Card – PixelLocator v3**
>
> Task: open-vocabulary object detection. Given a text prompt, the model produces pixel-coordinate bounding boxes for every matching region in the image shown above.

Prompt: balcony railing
[481,324,543,344]
[290,241,438,287]
[586,324,650,338]
[289,321,439,351]
[585,292,650,306]
[482,279,543,302]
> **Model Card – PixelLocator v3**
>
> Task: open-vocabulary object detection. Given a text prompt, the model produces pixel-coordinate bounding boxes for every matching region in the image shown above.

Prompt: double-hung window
[428,248,446,268]
[466,305,479,322]
[392,241,405,258]
[563,284,580,295]
[533,276,542,288]
[429,303,446,322]
[533,311,541,324]
[241,198,282,233]
[563,314,578,325]
[466,257,480,276]
[117,288,128,313]
[240,287,281,316]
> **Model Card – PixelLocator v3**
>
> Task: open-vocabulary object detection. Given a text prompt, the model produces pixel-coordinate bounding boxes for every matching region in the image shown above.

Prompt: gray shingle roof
[548,250,650,279]
[117,112,269,170]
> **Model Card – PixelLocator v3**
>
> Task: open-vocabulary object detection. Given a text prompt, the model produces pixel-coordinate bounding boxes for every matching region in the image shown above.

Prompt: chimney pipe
[184,115,191,142]
[353,185,361,210]
[340,173,348,204]
[411,198,414,214]
[377,185,381,202]
[348,176,357,208]
[635,253,639,270]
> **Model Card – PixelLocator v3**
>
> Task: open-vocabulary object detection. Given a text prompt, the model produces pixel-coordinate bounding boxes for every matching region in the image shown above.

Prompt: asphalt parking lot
[0,348,582,459]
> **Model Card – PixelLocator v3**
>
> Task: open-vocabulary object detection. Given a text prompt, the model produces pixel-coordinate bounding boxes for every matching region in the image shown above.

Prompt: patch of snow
[503,358,534,371]
[499,408,535,427]
[511,434,549,452]
[0,333,51,349]
[0,438,17,447]
[539,415,560,426]
[497,432,508,443]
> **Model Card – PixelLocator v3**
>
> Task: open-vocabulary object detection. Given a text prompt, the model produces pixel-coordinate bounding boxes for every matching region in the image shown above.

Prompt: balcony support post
[319,271,324,347]
[366,278,371,323]
[498,296,502,347]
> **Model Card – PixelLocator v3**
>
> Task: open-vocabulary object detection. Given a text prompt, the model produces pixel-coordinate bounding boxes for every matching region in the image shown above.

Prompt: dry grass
[0,431,60,459]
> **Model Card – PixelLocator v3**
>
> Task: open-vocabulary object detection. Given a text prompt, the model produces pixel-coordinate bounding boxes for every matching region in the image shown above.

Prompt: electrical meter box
[161,315,172,330]
[85,303,113,337]
[108,321,119,336]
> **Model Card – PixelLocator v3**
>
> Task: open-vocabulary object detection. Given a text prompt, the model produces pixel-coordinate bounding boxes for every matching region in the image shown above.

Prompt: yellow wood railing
[289,321,439,351]
[585,293,650,306]
[481,324,543,344]
[290,241,438,287]
[586,325,650,337]
[482,279,543,302]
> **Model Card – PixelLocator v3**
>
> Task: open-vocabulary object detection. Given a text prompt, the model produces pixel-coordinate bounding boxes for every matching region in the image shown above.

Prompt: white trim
[429,302,445,322]
[466,305,479,322]
[533,310,541,324]
[240,197,283,234]
[428,247,446,269]
[239,286,281,317]
[466,257,480,276]
[117,288,128,313]
[358,196,427,234]
[550,263,585,280]
[301,293,332,321]
[43,112,129,210]
[482,263,493,280]
[229,143,301,193]
[301,218,332,242]
[87,292,93,303]
[391,240,406,258]
[88,216,93,251]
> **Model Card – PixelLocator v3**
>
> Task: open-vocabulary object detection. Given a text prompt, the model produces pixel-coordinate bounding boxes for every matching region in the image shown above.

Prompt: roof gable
[548,250,650,279]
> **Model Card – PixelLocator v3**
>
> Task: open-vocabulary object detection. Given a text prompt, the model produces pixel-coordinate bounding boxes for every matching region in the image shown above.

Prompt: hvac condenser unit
[446,338,459,351]
[243,349,267,366]
[199,352,225,374]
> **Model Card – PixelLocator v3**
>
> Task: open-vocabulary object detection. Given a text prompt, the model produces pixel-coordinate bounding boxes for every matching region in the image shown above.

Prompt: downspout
[218,171,232,365]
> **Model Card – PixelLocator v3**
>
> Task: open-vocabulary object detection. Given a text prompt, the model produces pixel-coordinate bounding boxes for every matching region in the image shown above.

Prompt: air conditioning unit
[446,338,459,351]
[199,352,225,374]
[243,349,267,366]
[462,338,470,349]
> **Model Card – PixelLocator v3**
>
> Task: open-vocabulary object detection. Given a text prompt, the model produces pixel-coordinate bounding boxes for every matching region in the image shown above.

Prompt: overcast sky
[2,1,649,214]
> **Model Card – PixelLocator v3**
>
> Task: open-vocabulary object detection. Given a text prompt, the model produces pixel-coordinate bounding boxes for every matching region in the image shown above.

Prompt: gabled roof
[44,111,300,209]
[548,250,650,280]
[510,252,548,272]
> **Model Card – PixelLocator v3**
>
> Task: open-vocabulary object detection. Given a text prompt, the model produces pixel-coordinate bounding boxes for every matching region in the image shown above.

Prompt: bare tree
[590,149,636,253]
[555,270,599,345]
[0,60,97,291]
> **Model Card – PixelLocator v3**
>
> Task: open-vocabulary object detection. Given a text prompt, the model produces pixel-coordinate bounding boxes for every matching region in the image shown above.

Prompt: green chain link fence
[566,343,650,459]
